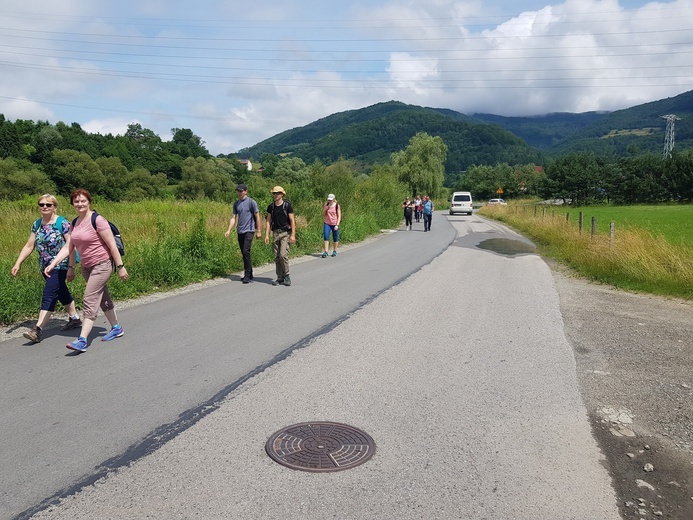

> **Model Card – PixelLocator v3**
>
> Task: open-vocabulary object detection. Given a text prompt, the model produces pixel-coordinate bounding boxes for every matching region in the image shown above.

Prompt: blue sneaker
[102,325,124,341]
[67,337,88,352]
[332,251,337,257]
[321,251,328,258]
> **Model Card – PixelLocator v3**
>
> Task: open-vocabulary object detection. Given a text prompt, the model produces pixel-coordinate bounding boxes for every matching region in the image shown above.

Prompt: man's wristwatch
[116,264,124,269]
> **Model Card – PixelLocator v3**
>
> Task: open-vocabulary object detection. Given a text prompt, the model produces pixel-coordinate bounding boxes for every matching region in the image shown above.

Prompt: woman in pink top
[45,188,128,353]
[322,193,341,258]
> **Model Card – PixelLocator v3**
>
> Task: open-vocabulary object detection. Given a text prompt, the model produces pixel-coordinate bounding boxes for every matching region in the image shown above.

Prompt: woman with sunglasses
[12,194,81,343]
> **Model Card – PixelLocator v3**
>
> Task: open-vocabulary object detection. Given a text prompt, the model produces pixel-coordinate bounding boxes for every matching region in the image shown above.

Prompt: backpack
[32,216,67,235]
[72,212,125,256]
[268,199,292,231]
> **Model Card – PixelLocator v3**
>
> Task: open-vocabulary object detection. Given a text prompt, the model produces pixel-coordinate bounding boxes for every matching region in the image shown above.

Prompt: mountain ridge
[237,90,693,170]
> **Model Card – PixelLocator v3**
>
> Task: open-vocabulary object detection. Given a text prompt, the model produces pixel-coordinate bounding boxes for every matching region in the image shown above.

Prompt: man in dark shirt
[264,186,296,286]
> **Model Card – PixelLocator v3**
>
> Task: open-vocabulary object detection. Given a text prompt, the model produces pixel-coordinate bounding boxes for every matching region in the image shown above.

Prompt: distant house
[239,159,252,171]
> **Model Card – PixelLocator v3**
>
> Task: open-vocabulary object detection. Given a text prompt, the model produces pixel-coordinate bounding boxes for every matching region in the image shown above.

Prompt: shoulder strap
[91,211,99,230]
[56,216,66,235]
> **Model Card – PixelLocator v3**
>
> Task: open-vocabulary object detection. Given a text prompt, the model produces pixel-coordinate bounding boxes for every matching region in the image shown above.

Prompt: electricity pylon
[661,114,681,158]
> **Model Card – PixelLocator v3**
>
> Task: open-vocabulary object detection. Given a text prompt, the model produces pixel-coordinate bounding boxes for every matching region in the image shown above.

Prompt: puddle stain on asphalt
[476,238,536,256]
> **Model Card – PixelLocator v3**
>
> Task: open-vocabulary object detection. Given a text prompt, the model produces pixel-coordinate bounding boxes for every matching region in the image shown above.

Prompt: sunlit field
[479,202,693,300]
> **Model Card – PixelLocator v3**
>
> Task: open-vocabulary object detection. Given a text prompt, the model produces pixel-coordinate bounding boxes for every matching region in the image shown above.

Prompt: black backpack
[72,212,125,256]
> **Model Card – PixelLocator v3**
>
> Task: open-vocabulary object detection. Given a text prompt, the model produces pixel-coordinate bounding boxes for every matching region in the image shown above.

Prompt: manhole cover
[265,421,376,472]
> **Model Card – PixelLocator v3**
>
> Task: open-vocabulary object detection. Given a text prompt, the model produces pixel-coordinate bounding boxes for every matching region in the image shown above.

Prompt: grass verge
[479,203,693,300]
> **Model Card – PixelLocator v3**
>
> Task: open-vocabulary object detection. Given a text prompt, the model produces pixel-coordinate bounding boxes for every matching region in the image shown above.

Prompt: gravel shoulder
[550,261,693,520]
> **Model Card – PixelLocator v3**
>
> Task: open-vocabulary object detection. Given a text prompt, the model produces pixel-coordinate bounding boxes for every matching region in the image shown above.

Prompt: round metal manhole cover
[265,421,376,472]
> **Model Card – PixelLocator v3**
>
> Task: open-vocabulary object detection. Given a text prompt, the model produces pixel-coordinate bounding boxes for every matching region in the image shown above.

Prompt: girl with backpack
[322,193,341,257]
[12,194,81,343]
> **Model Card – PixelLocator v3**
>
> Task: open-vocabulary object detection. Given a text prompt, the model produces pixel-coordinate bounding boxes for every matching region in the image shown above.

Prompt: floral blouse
[31,217,70,271]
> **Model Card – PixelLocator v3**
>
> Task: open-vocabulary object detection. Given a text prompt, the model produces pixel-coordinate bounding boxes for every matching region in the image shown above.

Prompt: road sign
[496,187,504,194]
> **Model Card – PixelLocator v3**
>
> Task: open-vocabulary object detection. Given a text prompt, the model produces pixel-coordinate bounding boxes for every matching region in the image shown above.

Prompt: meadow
[0,194,402,325]
[479,202,693,300]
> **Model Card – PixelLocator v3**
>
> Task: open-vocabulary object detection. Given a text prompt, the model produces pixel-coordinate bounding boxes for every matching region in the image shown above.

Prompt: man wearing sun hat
[225,184,261,283]
[264,186,296,286]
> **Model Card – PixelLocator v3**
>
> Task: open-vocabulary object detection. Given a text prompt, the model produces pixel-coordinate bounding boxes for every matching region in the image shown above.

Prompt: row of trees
[0,111,450,204]
[2,113,691,205]
[456,151,693,204]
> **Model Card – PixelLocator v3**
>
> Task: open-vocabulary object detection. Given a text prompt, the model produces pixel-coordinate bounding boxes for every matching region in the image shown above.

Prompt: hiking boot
[332,251,337,257]
[67,337,88,352]
[283,274,291,286]
[321,251,328,258]
[241,276,251,284]
[272,279,284,286]
[23,326,42,343]
[61,316,82,331]
[102,325,124,341]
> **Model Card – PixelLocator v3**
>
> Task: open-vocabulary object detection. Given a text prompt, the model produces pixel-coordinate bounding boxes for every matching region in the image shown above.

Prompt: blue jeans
[41,269,74,312]
[237,232,255,278]
[423,213,432,231]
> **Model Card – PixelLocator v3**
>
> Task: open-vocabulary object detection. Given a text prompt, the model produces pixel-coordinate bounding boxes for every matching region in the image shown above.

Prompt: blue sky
[0,0,691,155]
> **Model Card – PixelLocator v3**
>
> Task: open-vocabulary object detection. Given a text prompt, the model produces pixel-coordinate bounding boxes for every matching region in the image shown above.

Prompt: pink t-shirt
[71,213,111,268]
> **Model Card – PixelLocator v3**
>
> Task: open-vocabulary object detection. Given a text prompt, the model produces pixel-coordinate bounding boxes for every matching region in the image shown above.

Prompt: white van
[449,191,473,215]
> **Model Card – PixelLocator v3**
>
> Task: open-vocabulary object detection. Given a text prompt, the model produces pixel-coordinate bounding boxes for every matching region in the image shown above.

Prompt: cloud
[0,0,690,155]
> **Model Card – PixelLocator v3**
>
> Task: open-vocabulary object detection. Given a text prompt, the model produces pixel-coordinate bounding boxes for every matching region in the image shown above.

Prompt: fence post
[542,207,546,218]
[579,211,583,234]
[610,222,615,249]
[591,216,597,238]
[566,212,570,222]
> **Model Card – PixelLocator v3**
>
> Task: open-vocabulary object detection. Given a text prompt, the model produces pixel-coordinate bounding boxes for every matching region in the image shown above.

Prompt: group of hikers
[402,195,435,232]
[12,185,343,353]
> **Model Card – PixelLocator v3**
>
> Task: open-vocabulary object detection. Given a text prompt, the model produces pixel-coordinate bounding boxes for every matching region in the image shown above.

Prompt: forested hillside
[473,89,693,156]
[471,112,608,150]
[237,101,544,174]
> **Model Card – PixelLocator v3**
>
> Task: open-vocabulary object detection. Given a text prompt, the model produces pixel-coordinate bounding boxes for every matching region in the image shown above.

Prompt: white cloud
[0,0,690,154]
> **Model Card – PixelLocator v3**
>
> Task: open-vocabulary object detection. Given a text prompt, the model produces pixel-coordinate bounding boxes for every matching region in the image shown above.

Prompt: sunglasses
[38,203,54,207]
[272,191,283,195]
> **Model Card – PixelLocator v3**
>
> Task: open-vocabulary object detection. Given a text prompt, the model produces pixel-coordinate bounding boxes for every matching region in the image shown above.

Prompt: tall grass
[480,203,693,299]
[1,192,405,325]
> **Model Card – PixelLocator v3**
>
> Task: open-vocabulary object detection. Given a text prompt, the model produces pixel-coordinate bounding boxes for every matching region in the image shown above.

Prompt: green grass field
[561,204,693,247]
[480,202,693,300]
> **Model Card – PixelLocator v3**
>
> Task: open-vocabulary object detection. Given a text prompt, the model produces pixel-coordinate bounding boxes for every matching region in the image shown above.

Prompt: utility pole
[661,114,681,158]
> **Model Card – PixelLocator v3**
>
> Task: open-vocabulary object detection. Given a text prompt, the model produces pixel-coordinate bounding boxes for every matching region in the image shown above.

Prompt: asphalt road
[2,212,623,519]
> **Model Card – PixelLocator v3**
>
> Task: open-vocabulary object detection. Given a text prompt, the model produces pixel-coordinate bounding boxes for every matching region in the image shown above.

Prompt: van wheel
[449,211,453,215]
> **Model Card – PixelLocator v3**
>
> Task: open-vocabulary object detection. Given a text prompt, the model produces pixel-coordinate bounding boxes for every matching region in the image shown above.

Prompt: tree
[49,149,105,195]
[260,153,280,177]
[32,125,63,165]
[0,116,21,159]
[97,156,129,201]
[0,158,55,199]
[176,157,235,200]
[124,168,168,201]
[170,128,210,159]
[391,132,447,197]
[274,156,309,184]
[542,152,612,205]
